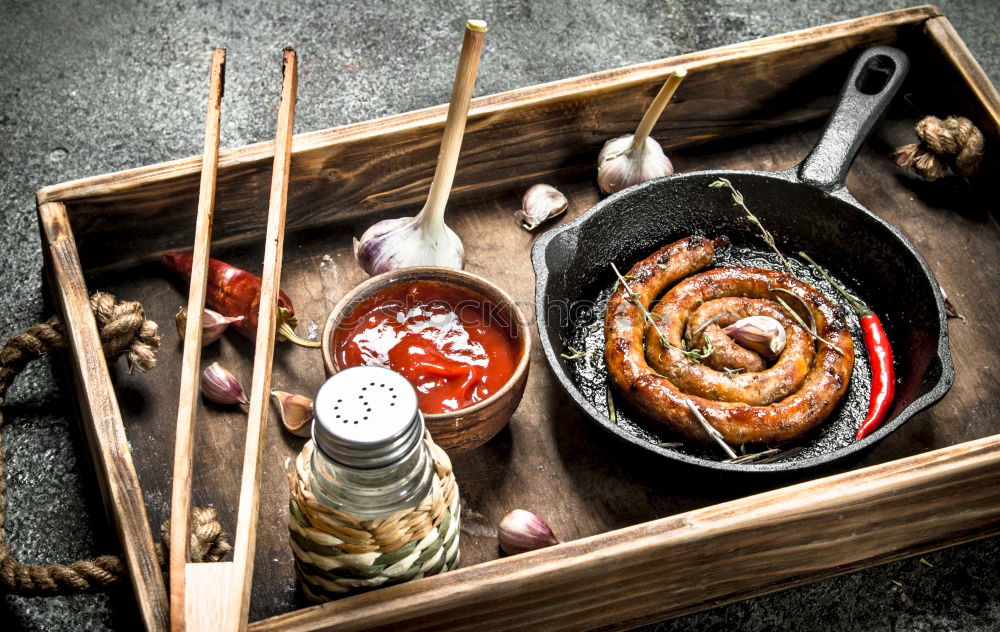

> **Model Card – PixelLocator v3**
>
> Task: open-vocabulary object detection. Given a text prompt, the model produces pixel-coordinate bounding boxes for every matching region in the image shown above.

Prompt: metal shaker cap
[313,366,423,469]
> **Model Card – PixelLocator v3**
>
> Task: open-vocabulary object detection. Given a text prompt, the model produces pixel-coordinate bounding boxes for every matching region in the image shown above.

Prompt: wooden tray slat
[250,433,1000,631]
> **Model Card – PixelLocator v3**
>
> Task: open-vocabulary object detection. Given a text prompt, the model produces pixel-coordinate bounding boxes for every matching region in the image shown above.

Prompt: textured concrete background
[1,0,998,629]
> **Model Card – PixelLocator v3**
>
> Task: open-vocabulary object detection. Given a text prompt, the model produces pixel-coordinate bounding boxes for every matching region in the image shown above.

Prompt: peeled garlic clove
[498,509,560,555]
[353,214,465,276]
[516,184,568,231]
[723,316,787,359]
[176,306,244,346]
[271,390,313,437]
[597,135,674,195]
[201,362,249,406]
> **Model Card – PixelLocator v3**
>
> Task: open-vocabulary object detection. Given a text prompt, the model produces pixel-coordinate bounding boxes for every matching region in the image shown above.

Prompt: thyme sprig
[691,313,722,338]
[771,287,817,333]
[684,398,737,458]
[606,388,618,424]
[681,333,714,363]
[561,346,594,361]
[726,448,781,464]
[610,262,669,346]
[774,295,844,356]
[709,177,793,273]
[723,367,745,378]
[727,445,803,465]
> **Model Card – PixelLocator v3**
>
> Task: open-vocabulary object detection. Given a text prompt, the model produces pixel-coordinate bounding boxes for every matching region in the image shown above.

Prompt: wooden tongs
[168,47,298,632]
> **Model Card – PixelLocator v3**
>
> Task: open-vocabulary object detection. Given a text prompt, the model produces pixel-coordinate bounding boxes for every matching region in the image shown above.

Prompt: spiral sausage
[604,236,855,444]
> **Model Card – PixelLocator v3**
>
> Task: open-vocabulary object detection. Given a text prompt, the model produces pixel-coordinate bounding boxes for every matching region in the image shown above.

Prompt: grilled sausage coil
[604,236,855,444]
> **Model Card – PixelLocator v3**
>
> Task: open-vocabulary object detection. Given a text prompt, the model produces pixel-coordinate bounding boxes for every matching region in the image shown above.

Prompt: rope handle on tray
[0,292,230,595]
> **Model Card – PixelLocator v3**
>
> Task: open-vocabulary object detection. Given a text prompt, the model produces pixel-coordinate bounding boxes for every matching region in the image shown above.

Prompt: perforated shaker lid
[313,366,423,469]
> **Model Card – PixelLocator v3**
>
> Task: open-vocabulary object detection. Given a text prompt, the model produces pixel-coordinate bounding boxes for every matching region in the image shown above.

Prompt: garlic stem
[628,69,687,155]
[417,19,487,235]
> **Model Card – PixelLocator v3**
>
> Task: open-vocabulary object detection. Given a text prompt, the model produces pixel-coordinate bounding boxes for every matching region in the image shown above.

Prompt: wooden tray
[34,6,1000,631]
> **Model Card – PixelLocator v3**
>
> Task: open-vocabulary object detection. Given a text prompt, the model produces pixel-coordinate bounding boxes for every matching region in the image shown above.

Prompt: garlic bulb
[175,306,243,346]
[201,362,249,407]
[498,509,560,555]
[354,216,464,276]
[598,135,674,194]
[597,69,687,195]
[516,184,568,231]
[354,20,486,276]
[271,390,314,437]
[723,316,787,359]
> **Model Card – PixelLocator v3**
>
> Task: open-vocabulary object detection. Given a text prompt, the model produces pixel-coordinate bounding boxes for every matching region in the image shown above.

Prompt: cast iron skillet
[531,46,954,474]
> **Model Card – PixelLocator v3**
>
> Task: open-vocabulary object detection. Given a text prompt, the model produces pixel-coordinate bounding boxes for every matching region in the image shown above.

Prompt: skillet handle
[796,46,909,191]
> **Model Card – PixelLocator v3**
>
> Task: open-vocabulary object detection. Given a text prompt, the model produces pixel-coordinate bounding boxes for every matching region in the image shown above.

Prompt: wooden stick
[168,47,226,632]
[228,47,298,630]
[629,69,687,153]
[419,19,486,232]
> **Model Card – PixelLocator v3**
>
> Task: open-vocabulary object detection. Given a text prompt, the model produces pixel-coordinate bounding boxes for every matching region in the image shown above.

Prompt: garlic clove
[176,306,244,346]
[201,361,250,407]
[722,315,787,359]
[498,509,560,555]
[353,214,464,276]
[516,184,568,231]
[271,390,314,437]
[597,135,674,195]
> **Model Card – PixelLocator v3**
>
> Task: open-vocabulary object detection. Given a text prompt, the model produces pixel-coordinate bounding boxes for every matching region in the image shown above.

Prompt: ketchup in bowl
[332,280,519,415]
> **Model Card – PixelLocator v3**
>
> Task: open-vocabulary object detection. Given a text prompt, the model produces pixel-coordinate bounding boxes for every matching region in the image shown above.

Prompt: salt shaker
[288,366,461,601]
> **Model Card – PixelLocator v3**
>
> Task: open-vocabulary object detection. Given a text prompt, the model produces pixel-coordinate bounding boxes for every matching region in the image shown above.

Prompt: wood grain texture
[170,48,226,631]
[249,433,1000,632]
[227,47,298,632]
[36,201,168,631]
[924,16,1000,140]
[37,7,939,274]
[36,7,1000,630]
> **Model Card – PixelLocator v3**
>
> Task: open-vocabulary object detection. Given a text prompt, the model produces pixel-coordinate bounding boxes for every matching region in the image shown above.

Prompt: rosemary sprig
[657,441,684,449]
[606,388,618,424]
[709,177,793,273]
[560,346,593,361]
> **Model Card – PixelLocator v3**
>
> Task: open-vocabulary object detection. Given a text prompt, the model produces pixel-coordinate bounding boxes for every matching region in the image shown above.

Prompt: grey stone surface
[0,0,997,629]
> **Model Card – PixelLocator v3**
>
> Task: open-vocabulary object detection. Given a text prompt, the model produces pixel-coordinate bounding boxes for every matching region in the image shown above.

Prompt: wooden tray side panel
[37,201,168,632]
[250,435,1000,632]
[41,8,937,273]
[924,17,1000,139]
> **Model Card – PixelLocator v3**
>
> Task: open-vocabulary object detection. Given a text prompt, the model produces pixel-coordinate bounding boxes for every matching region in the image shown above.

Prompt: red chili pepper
[162,252,319,348]
[855,312,895,439]
[800,253,895,440]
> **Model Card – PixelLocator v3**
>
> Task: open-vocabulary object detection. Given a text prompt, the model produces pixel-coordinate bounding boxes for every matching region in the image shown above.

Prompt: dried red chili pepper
[162,252,319,348]
[800,253,895,440]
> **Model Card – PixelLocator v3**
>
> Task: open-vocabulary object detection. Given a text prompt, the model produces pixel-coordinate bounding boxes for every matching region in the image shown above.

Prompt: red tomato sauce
[333,280,519,414]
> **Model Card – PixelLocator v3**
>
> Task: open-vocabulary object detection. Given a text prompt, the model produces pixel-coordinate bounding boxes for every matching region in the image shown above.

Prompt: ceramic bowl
[322,266,530,453]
